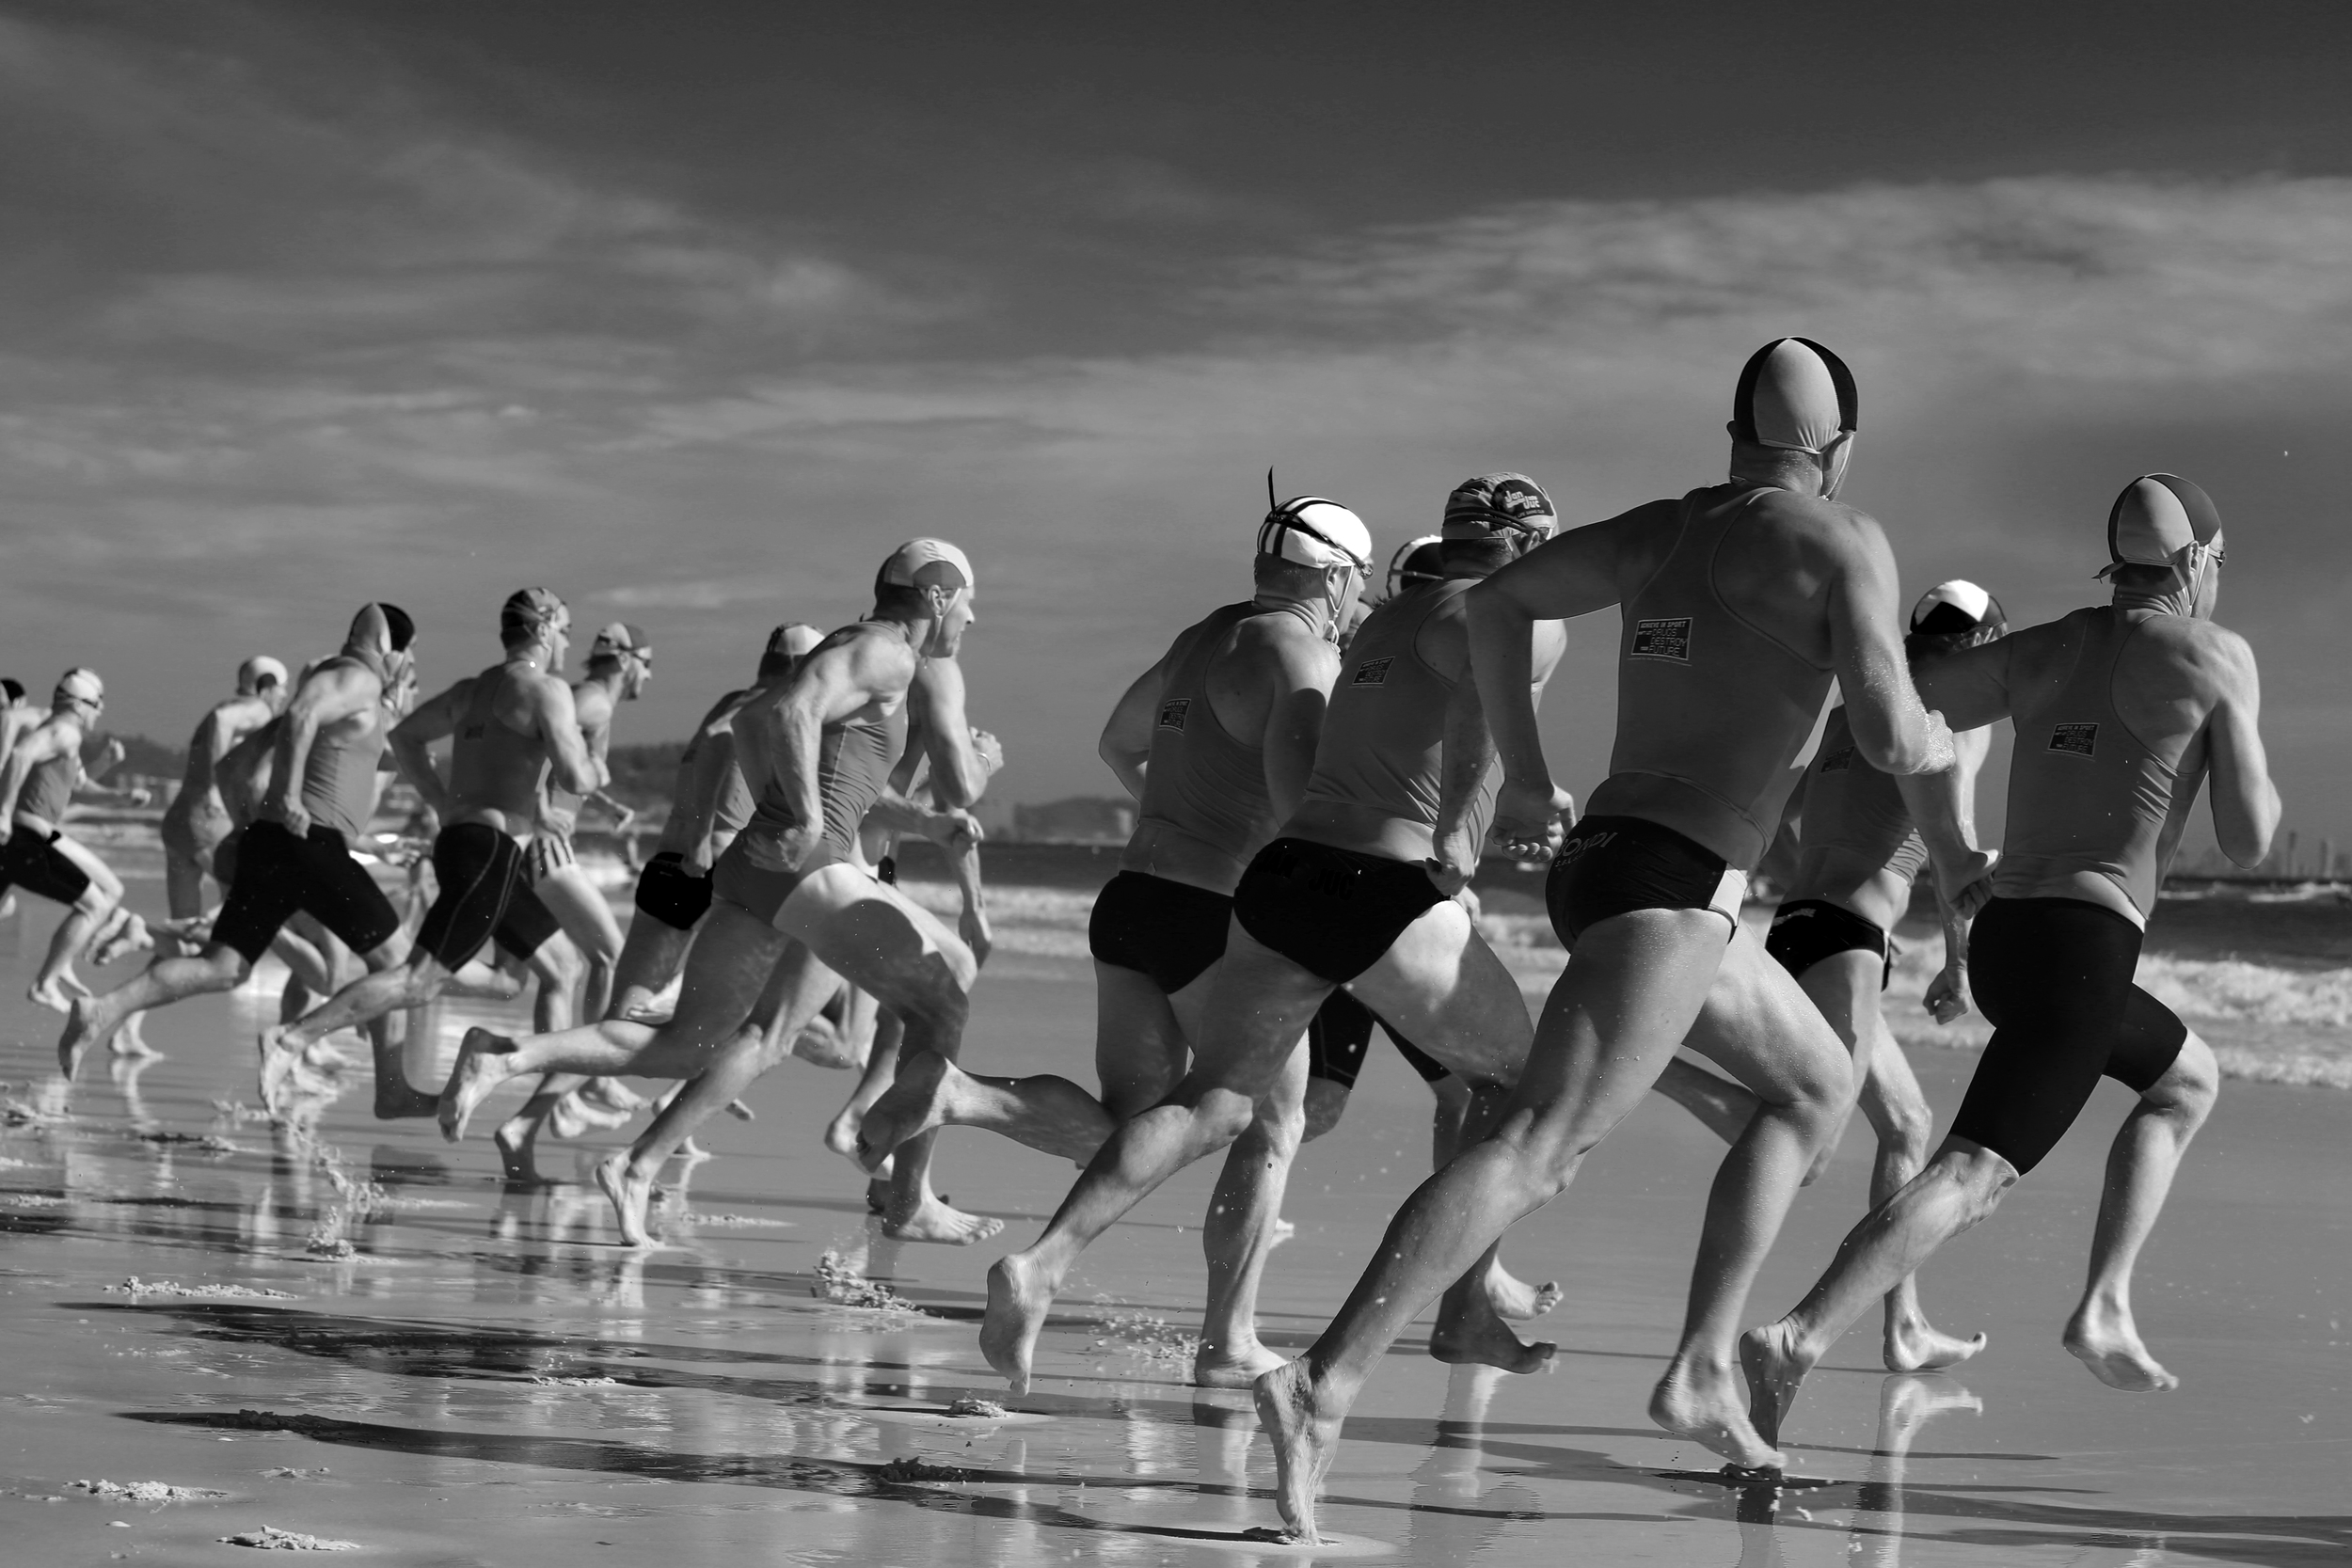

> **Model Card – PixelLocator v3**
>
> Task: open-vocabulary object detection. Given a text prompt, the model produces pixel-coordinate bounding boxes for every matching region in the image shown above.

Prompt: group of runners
[15,337,2277,1543]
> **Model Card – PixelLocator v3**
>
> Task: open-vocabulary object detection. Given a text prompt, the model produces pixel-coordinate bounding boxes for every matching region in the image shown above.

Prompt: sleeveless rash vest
[743,624,910,859]
[1302,578,1502,847]
[1588,485,1835,869]
[448,667,551,833]
[1132,603,1278,872]
[299,659,392,842]
[1801,705,1929,881]
[1994,607,2190,920]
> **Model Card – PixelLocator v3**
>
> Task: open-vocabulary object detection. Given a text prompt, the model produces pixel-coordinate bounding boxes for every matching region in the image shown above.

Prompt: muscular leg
[31,847,121,1010]
[60,942,253,1077]
[822,994,898,1169]
[535,864,623,1022]
[163,842,209,926]
[1195,1042,1310,1386]
[1848,1015,1982,1371]
[608,909,694,1019]
[2063,1031,2216,1391]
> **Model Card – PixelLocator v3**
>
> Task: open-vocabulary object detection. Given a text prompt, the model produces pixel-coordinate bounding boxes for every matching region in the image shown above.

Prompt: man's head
[501,587,571,668]
[2100,474,2224,618]
[1440,472,1556,577]
[874,539,977,658]
[1254,491,1373,635]
[589,622,654,699]
[1727,338,1860,499]
[757,623,826,680]
[54,667,103,721]
[236,655,289,706]
[1384,534,1445,600]
[0,678,24,708]
[1906,579,2007,665]
[346,603,419,685]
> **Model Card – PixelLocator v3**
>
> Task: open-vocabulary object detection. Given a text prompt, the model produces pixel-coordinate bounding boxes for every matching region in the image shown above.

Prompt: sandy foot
[824,1101,877,1175]
[856,1050,954,1173]
[257,1025,304,1114]
[29,977,82,1012]
[1483,1259,1562,1323]
[438,1027,518,1142]
[882,1192,1002,1245]
[2063,1303,2180,1392]
[57,994,121,1078]
[1653,1352,1784,1469]
[980,1254,1052,1393]
[1431,1287,1556,1374]
[595,1151,658,1247]
[1886,1312,1987,1373]
[1195,1341,1289,1388]
[1253,1359,1342,1544]
[110,1009,158,1059]
[1736,1322,1812,1452]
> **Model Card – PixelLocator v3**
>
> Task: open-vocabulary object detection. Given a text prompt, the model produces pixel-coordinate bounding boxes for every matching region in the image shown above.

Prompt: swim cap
[1259,496,1373,574]
[236,656,288,695]
[1386,534,1445,597]
[1730,339,1859,454]
[590,622,651,662]
[1441,473,1556,539]
[500,587,568,641]
[1909,580,2006,638]
[877,539,974,594]
[1,678,24,705]
[767,624,825,659]
[2098,474,2224,580]
[56,668,103,705]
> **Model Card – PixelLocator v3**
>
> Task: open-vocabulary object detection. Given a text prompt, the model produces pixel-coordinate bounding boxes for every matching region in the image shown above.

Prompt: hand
[1932,846,1998,919]
[929,808,985,853]
[1423,857,1471,898]
[100,737,126,768]
[1924,964,1972,1025]
[1489,779,1575,862]
[959,903,994,967]
[971,729,1005,776]
[127,786,153,808]
[270,796,312,837]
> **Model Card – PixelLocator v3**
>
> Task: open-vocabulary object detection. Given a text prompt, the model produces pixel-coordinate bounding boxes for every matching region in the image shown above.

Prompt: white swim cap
[2098,474,2223,580]
[1731,339,1859,454]
[237,656,288,694]
[1259,495,1372,574]
[56,668,103,706]
[1910,580,2005,638]
[1387,534,1445,596]
[878,538,974,594]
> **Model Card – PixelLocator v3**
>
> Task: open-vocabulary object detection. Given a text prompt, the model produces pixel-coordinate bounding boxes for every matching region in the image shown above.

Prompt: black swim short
[1543,815,1743,948]
[1767,897,1893,990]
[1948,896,2188,1176]
[212,829,243,890]
[709,833,804,925]
[0,826,91,906]
[1088,871,1232,996]
[210,819,403,964]
[1233,837,1448,985]
[1306,989,1451,1089]
[413,822,560,969]
[631,850,713,932]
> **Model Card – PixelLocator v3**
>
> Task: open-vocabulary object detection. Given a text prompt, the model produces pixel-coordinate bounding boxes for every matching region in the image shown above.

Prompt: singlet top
[171,705,234,820]
[299,657,392,842]
[744,624,910,858]
[448,664,551,832]
[17,736,78,825]
[1799,706,1930,883]
[1132,603,1279,870]
[1302,579,1501,847]
[1587,485,1836,869]
[1995,607,2192,920]
[692,714,759,840]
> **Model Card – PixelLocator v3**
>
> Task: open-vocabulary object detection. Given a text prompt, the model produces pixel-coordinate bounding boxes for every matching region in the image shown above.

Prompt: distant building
[1010,796,1134,845]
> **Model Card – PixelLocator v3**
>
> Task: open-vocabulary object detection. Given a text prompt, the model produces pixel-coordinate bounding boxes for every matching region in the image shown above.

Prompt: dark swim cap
[1386,534,1444,596]
[1441,472,1555,538]
[1731,339,1859,454]
[1,678,23,704]
[2098,474,2223,580]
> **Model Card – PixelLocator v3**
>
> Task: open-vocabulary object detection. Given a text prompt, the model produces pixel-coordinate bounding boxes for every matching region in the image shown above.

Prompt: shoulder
[1747,489,1889,558]
[2141,615,2257,689]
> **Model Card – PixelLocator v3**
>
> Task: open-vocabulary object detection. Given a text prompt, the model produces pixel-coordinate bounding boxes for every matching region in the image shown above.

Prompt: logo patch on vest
[1351,657,1394,687]
[1156,698,1190,731]
[1817,745,1854,773]
[2049,722,2099,758]
[1630,618,1692,662]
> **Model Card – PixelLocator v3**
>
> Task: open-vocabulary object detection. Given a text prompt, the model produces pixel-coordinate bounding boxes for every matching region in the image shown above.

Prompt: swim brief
[1766,897,1893,990]
[210,819,403,964]
[632,850,712,932]
[0,825,91,906]
[1233,837,1448,985]
[1543,815,1744,948]
[709,832,803,926]
[1087,871,1233,995]
[1306,988,1451,1089]
[1947,896,2187,1176]
[413,822,560,969]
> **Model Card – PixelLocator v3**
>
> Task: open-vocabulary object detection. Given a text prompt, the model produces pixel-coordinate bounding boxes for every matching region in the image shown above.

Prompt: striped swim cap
[2098,474,2223,580]
[1442,472,1555,538]
[1259,496,1373,573]
[1386,534,1444,596]
[501,586,568,639]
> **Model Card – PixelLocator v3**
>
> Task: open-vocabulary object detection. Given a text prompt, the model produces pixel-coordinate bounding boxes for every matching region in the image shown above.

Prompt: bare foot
[2063,1302,2179,1391]
[257,1025,305,1114]
[549,1090,630,1140]
[28,977,80,1013]
[723,1099,754,1121]
[1482,1257,1562,1322]
[373,1077,440,1121]
[789,1018,860,1069]
[856,1050,955,1173]
[882,1192,1003,1245]
[824,1101,870,1172]
[979,1253,1053,1394]
[1253,1358,1343,1544]
[1653,1352,1784,1469]
[110,1010,159,1060]
[1735,1322,1813,1452]
[92,915,152,967]
[57,994,123,1078]
[1195,1340,1289,1389]
[594,1151,658,1247]
[1432,1285,1556,1374]
[493,1116,546,1183]
[437,1027,518,1142]
[1885,1312,1986,1373]
[580,1076,647,1115]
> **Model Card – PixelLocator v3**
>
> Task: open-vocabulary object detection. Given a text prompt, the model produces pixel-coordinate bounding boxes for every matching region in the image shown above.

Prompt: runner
[56,610,421,1101]
[528,621,652,1022]
[0,670,153,1010]
[1252,339,1976,1540]
[975,475,1567,1398]
[1652,578,2007,1373]
[1740,472,2275,1442]
[159,656,288,931]
[437,542,997,1247]
[255,588,595,1114]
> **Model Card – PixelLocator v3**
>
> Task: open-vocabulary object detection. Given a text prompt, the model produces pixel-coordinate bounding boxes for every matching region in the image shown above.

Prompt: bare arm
[1832,525,1954,779]
[268,664,379,832]
[532,678,598,798]
[389,680,470,820]
[2201,633,2280,868]
[910,657,987,809]
[1098,656,1169,802]
[738,635,909,873]
[1257,630,1338,825]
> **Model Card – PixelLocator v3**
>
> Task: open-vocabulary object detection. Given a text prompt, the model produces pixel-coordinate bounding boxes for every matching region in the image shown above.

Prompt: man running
[1740,473,2274,1440]
[57,610,421,1096]
[528,622,652,1022]
[977,475,1568,1397]
[159,657,288,931]
[1251,339,1975,1539]
[0,671,152,1009]
[438,543,995,1246]
[1653,578,2005,1374]
[256,589,593,1112]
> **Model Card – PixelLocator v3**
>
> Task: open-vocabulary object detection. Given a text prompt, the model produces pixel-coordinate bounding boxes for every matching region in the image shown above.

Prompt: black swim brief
[1233,837,1448,985]
[1088,871,1232,995]
[1306,988,1451,1089]
[413,822,560,969]
[709,833,803,925]
[0,826,91,906]
[210,820,403,964]
[1543,815,1744,948]
[632,851,713,932]
[1948,896,2187,1176]
[1767,897,1893,990]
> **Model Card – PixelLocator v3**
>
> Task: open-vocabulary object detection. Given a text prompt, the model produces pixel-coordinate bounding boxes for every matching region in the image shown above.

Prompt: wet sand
[0,888,2346,1566]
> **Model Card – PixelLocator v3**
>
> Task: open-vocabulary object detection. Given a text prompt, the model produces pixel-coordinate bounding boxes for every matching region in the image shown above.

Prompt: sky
[4,1,2350,850]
